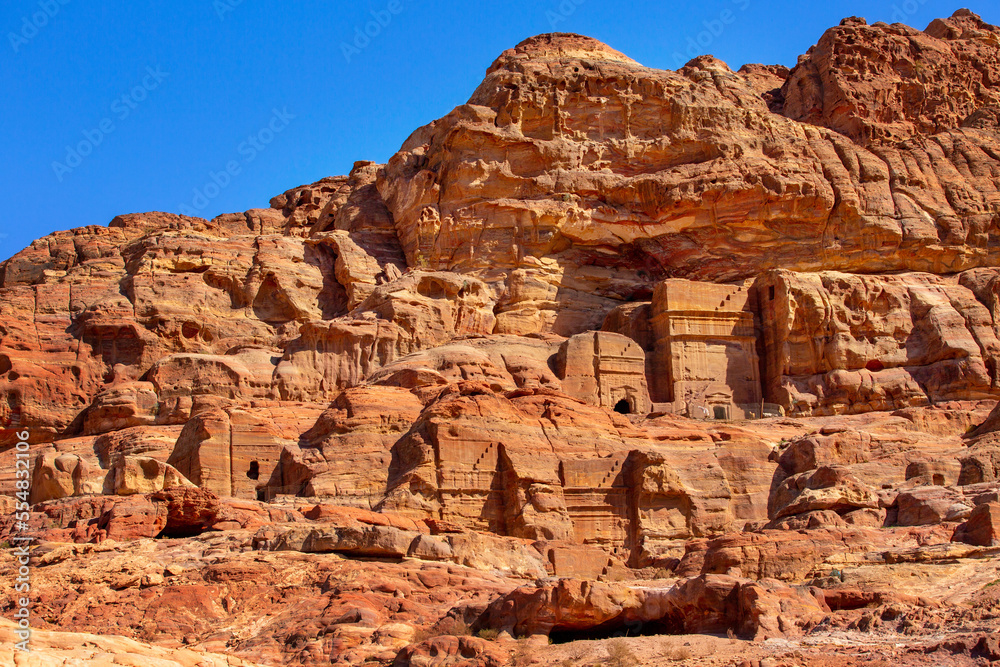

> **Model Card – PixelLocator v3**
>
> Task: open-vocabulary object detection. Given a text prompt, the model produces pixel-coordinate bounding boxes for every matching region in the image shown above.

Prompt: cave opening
[247,461,260,480]
[157,524,208,539]
[153,504,210,539]
[548,615,687,644]
[614,399,631,415]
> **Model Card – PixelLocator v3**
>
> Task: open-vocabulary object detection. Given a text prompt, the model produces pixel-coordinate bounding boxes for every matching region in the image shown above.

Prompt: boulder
[29,453,104,504]
[769,466,880,520]
[392,636,506,667]
[104,455,194,495]
[82,381,159,435]
[895,486,972,526]
[98,496,168,541]
[954,502,1000,546]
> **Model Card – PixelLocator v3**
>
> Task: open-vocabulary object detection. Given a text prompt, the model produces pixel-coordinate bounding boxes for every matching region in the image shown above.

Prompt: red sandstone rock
[769,466,880,520]
[757,270,1000,416]
[782,11,1000,145]
[99,496,168,541]
[475,574,825,640]
[392,636,506,667]
[954,502,1000,546]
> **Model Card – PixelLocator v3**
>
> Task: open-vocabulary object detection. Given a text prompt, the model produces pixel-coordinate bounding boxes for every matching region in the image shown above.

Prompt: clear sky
[2,0,995,261]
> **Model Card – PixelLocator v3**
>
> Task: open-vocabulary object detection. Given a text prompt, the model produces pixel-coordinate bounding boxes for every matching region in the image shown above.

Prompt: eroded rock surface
[4,10,1000,667]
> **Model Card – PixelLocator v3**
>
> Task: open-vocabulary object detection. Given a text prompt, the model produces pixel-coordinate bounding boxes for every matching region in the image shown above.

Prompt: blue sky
[1,0,995,261]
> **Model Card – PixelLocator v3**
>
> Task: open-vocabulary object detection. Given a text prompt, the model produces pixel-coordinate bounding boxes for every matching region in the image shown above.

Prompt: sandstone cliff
[4,9,1000,667]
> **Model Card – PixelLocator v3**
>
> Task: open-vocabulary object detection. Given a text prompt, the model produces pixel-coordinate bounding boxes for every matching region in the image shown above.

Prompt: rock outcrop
[757,270,1000,415]
[476,574,827,640]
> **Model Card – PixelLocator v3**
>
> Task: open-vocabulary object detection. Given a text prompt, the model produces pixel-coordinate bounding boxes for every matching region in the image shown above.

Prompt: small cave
[153,511,213,539]
[247,461,260,480]
[416,276,448,299]
[624,283,654,302]
[821,589,884,612]
[548,615,687,644]
[865,359,885,372]
[458,280,477,298]
[82,328,145,371]
[614,399,632,415]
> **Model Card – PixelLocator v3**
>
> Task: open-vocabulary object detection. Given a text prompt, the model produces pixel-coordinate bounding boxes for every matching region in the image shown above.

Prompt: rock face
[476,574,828,640]
[5,10,1000,667]
[106,454,195,495]
[555,331,651,415]
[167,406,296,500]
[781,11,1000,145]
[379,18,1000,331]
[272,386,425,504]
[3,13,1000,442]
[757,270,1000,415]
[376,382,777,561]
[955,501,1000,545]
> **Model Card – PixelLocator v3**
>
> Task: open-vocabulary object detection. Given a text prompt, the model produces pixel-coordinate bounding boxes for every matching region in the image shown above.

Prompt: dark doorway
[614,399,631,415]
[247,461,260,480]
[713,406,727,420]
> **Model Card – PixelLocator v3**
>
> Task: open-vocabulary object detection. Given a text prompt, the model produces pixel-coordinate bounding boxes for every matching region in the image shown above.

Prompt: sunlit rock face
[4,12,1000,665]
